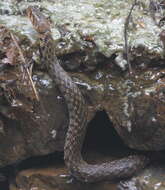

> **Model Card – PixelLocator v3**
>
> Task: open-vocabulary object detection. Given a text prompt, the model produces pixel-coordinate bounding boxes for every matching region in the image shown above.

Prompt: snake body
[27,7,149,182]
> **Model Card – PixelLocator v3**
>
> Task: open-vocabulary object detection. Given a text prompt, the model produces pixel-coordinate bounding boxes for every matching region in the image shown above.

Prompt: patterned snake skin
[27,6,149,182]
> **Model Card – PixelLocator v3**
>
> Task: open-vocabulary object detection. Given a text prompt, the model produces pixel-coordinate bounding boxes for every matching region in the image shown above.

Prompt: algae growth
[0,0,164,60]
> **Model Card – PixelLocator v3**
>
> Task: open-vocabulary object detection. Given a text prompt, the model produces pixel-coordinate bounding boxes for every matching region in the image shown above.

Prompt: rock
[12,170,115,190]
[10,149,120,190]
[72,65,165,152]
[0,0,165,70]
[117,163,165,190]
[9,161,165,190]
[13,172,116,190]
[0,71,69,167]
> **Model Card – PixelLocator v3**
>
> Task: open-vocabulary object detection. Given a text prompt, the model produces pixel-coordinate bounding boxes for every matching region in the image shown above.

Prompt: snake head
[27,6,51,34]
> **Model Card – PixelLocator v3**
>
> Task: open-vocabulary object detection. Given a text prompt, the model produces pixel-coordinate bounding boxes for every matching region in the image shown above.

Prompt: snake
[27,6,149,182]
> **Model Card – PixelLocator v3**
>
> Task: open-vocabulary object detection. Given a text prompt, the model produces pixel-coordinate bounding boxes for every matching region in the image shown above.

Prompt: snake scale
[27,6,149,182]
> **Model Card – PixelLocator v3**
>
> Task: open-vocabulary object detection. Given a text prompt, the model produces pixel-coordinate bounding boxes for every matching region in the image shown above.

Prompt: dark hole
[84,110,125,151]
[82,111,131,162]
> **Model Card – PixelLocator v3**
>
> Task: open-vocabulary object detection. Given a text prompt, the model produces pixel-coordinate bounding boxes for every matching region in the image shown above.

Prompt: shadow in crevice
[83,110,128,153]
[82,110,137,164]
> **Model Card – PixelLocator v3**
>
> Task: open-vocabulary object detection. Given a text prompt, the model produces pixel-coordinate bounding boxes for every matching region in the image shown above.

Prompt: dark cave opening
[82,111,132,163]
[84,110,126,152]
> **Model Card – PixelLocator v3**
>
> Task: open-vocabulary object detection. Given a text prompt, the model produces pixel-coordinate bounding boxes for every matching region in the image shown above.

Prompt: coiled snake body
[27,7,149,182]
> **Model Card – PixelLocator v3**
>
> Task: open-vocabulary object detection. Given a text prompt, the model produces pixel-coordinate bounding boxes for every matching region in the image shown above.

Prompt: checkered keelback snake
[27,6,149,182]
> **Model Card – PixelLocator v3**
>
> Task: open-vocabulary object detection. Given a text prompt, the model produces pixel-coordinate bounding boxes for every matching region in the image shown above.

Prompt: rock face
[12,168,117,190]
[0,71,69,166]
[118,163,165,190]
[0,0,165,188]
[9,159,165,190]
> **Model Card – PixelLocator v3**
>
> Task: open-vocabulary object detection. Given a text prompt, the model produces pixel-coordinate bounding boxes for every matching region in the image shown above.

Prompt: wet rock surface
[118,163,165,190]
[12,168,117,190]
[10,163,165,190]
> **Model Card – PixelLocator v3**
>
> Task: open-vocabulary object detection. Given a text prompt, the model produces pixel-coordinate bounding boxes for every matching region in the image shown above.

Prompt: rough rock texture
[9,161,165,190]
[10,146,127,190]
[12,169,117,190]
[1,0,165,69]
[118,163,165,190]
[0,72,68,166]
